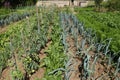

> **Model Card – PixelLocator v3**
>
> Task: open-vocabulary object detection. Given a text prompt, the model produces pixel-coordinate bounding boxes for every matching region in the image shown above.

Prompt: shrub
[0,0,37,8]
[107,0,120,11]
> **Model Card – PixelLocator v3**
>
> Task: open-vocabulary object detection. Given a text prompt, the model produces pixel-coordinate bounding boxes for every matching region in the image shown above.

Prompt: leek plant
[114,57,120,76]
[36,6,40,34]
[0,12,34,27]
[103,38,112,55]
[48,58,73,80]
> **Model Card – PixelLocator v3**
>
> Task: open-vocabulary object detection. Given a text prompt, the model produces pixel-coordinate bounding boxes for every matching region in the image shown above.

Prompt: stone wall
[36,1,90,7]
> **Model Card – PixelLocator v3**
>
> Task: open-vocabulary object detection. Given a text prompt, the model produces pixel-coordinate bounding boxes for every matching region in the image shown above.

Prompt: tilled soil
[65,34,120,80]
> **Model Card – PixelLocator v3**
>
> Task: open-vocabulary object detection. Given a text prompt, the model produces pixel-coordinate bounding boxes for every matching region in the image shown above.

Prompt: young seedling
[102,38,112,55]
[114,57,120,76]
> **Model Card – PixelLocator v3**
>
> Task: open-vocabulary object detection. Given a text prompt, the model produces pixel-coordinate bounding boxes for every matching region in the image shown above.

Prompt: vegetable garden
[0,5,120,80]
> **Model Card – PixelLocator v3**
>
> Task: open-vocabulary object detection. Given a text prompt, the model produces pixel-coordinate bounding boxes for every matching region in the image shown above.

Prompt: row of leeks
[0,12,34,27]
[59,12,120,79]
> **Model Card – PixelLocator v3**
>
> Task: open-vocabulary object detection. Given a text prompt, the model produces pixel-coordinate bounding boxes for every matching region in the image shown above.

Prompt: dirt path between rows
[30,40,52,80]
[0,27,8,33]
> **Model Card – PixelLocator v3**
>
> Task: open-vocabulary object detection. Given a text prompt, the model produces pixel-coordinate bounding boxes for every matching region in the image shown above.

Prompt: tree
[69,0,74,6]
[71,0,74,5]
[0,0,37,8]
[94,0,103,11]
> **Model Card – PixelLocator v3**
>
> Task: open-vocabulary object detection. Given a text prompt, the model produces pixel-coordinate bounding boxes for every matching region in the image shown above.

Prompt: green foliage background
[75,7,120,54]
[107,0,120,11]
[0,0,37,8]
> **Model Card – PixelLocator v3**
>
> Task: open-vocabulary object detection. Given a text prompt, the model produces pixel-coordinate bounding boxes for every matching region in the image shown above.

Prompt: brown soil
[66,35,82,80]
[0,53,25,80]
[15,54,26,75]
[0,67,12,80]
[30,68,45,80]
[0,27,8,34]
